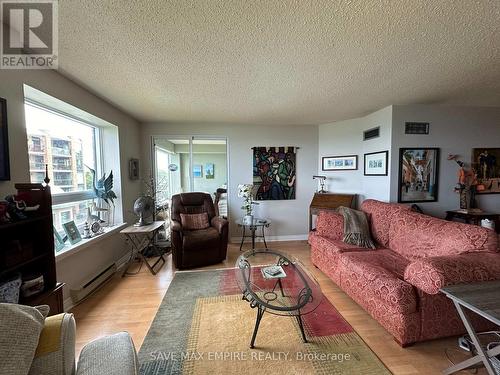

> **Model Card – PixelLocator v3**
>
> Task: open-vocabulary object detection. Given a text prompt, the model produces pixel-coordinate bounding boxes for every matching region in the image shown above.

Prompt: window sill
[55,223,128,262]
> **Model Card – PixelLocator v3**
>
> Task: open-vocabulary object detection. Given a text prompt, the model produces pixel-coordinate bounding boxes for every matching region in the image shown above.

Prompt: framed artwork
[322,155,358,171]
[253,146,296,200]
[193,164,203,178]
[398,148,440,203]
[62,221,82,245]
[0,98,10,181]
[129,158,139,180]
[205,163,214,179]
[471,148,500,194]
[364,151,388,176]
[53,227,66,252]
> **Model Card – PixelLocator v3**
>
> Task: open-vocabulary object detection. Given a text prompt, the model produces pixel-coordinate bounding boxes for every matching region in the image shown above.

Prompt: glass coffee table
[235,249,322,348]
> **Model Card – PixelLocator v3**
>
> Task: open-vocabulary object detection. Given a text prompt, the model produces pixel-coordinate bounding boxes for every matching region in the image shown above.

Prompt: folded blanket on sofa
[338,206,376,249]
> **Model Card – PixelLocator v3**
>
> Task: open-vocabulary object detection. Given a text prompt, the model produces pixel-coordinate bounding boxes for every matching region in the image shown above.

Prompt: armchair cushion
[404,253,500,294]
[76,332,138,375]
[180,212,209,230]
[0,303,49,375]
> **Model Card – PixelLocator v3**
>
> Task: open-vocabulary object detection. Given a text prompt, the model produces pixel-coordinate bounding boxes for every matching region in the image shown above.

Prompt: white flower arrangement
[238,184,256,216]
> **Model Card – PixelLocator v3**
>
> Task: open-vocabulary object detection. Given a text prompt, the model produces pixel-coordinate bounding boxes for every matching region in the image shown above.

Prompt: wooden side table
[445,210,500,234]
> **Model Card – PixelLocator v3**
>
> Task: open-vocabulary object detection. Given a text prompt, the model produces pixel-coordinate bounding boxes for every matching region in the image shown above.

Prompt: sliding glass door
[152,136,228,231]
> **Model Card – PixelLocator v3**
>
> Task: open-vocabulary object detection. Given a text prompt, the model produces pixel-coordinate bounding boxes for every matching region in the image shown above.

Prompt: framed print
[322,155,358,171]
[398,148,440,203]
[53,226,66,252]
[62,221,82,245]
[129,158,139,180]
[471,148,500,194]
[205,163,214,179]
[364,151,388,176]
[0,98,10,181]
[193,164,203,178]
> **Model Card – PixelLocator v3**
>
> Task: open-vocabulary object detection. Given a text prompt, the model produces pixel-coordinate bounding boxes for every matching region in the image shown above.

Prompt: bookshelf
[0,183,64,315]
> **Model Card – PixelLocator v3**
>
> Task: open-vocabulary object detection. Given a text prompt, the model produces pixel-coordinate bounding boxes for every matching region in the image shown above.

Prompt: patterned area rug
[139,268,391,375]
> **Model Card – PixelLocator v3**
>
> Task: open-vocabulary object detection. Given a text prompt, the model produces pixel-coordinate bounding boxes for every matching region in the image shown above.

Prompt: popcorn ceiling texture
[58,0,500,125]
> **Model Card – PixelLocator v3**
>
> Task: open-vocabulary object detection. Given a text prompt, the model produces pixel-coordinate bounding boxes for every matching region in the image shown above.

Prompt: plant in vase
[238,184,258,224]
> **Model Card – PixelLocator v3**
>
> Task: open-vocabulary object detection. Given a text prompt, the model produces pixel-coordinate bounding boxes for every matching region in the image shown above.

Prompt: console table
[445,210,500,234]
[441,281,500,375]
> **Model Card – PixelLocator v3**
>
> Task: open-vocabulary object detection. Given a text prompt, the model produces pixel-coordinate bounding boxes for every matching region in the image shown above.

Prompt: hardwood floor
[71,241,483,374]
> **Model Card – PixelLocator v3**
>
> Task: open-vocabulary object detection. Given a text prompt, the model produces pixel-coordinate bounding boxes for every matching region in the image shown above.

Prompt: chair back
[171,192,216,223]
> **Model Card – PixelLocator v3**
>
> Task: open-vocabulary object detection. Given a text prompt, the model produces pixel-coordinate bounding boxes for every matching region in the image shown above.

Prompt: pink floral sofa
[309,199,500,346]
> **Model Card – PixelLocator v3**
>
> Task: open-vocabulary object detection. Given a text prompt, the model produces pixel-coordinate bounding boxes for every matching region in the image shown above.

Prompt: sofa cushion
[339,251,417,314]
[389,211,498,260]
[404,253,500,294]
[315,211,344,241]
[0,303,49,375]
[361,199,411,247]
[180,213,210,230]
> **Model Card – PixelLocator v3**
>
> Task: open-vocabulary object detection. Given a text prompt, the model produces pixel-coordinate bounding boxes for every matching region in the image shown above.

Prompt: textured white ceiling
[58,0,500,125]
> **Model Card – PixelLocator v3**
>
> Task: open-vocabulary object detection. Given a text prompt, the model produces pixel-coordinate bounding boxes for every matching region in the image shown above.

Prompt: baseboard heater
[70,263,117,305]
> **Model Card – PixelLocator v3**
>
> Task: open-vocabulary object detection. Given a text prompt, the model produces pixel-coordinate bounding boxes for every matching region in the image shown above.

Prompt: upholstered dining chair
[170,192,229,269]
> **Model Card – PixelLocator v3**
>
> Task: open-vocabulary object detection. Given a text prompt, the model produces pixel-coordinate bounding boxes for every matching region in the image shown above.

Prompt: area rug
[138,268,391,375]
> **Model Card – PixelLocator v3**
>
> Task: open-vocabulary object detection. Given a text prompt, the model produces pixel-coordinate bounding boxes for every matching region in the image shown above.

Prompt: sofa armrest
[211,216,228,234]
[404,253,500,295]
[76,332,138,375]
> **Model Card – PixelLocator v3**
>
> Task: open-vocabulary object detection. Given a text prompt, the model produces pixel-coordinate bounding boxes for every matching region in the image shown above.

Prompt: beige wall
[142,123,319,241]
[0,70,142,304]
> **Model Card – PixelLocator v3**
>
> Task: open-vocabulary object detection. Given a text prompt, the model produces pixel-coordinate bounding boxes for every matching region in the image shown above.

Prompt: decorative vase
[243,214,254,225]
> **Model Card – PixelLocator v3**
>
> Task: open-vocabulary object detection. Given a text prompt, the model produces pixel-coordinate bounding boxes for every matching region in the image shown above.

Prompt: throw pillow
[180,213,210,230]
[0,303,49,375]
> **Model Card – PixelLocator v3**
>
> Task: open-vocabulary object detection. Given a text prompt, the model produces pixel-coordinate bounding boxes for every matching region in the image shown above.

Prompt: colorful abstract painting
[253,146,296,200]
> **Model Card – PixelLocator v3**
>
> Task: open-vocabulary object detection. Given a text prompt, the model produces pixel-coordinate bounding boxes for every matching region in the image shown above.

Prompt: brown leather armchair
[171,192,229,269]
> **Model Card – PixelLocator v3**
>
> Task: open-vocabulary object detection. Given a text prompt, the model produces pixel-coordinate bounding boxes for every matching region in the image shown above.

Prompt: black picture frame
[364,151,389,176]
[0,98,10,181]
[398,147,440,203]
[322,155,358,171]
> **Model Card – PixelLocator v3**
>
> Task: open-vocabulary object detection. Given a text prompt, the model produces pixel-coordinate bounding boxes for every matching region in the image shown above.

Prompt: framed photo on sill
[364,151,388,176]
[322,155,358,171]
[398,147,440,203]
[62,221,82,245]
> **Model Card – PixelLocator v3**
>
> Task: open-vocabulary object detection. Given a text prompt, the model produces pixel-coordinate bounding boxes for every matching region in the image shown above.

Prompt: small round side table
[235,217,271,251]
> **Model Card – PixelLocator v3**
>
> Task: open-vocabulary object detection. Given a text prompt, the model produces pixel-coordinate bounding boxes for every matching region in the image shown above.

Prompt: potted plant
[238,184,257,224]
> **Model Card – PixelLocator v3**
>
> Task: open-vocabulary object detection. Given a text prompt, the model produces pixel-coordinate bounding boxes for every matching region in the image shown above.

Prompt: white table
[120,221,166,276]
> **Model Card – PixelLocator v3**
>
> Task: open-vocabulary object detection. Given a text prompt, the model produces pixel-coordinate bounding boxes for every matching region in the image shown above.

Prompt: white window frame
[24,100,102,207]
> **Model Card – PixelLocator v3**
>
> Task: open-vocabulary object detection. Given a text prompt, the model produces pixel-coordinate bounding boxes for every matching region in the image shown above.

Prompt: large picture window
[25,103,101,234]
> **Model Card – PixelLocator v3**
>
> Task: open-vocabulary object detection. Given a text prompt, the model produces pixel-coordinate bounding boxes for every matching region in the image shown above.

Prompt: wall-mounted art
[253,146,296,200]
[322,155,358,171]
[205,163,214,179]
[129,158,139,180]
[0,98,10,181]
[193,164,203,178]
[398,148,440,203]
[364,151,388,176]
[472,148,500,194]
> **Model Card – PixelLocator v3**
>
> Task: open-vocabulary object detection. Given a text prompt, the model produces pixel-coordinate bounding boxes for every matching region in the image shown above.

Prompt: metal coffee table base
[249,305,307,349]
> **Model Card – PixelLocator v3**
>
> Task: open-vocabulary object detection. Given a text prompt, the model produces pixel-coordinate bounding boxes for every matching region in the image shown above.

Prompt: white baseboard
[230,234,308,243]
[64,252,132,312]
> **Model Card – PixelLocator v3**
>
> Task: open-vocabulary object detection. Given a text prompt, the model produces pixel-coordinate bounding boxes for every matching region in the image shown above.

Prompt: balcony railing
[29,162,46,170]
[53,164,72,171]
[52,147,71,156]
[28,145,45,153]
[54,179,73,186]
